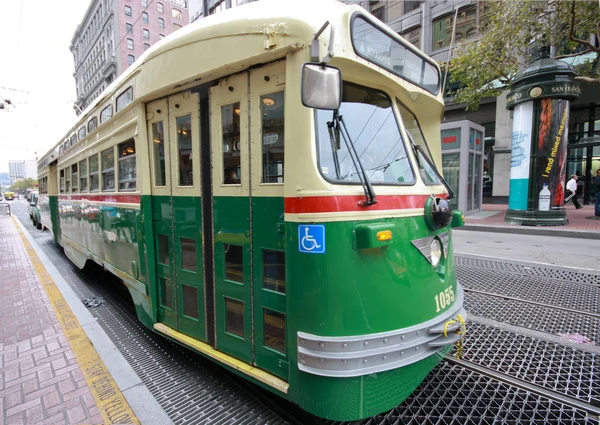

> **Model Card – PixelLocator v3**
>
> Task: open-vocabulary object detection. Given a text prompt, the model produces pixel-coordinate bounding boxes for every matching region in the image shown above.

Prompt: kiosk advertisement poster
[534,98,569,210]
[509,102,533,211]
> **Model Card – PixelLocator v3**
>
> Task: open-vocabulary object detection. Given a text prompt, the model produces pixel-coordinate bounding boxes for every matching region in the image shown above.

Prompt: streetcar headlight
[430,238,443,268]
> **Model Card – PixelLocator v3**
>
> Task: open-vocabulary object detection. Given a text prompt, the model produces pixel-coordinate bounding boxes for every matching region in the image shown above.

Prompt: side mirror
[301,63,342,110]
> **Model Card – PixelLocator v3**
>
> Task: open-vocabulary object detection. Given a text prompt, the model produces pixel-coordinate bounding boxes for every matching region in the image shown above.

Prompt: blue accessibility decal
[298,225,325,254]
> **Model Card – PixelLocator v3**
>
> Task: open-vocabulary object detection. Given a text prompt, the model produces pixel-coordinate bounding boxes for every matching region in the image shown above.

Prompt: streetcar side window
[260,91,284,183]
[118,139,136,191]
[71,163,79,193]
[78,126,86,141]
[221,103,241,185]
[224,245,243,283]
[89,154,100,192]
[263,249,285,294]
[151,121,166,186]
[88,117,98,133]
[100,105,113,124]
[70,134,77,147]
[225,297,244,338]
[101,147,115,191]
[59,169,65,193]
[175,115,193,187]
[263,308,286,353]
[397,101,441,186]
[79,159,88,192]
[65,167,71,193]
[116,87,133,112]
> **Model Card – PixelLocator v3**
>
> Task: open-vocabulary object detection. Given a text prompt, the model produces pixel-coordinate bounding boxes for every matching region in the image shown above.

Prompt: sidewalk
[0,215,140,424]
[462,204,600,239]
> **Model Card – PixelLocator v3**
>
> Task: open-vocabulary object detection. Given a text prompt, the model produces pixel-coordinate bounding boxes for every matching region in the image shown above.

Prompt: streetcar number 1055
[434,286,455,312]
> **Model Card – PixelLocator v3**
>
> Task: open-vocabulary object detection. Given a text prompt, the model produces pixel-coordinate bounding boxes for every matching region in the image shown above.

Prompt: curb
[459,223,600,240]
[14,214,174,425]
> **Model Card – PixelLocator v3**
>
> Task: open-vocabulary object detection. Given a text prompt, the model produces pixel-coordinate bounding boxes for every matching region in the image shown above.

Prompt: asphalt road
[453,229,600,272]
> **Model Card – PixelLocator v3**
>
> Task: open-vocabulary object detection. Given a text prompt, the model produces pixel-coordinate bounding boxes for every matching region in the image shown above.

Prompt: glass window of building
[127,38,134,50]
[433,6,476,50]
[404,1,421,13]
[128,54,135,65]
[142,12,148,24]
[141,0,148,6]
[125,5,132,16]
[369,1,385,21]
[159,34,165,39]
[401,26,421,48]
[172,8,182,20]
[126,23,132,33]
[173,23,182,31]
[143,29,150,39]
[144,43,150,51]
[157,2,164,13]
[158,18,165,29]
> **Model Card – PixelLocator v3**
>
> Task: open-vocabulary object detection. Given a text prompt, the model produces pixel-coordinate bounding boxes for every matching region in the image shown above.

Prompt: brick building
[71,0,189,113]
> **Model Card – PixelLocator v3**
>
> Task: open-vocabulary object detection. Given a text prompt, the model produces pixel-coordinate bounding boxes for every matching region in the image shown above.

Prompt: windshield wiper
[326,120,341,179]
[328,111,377,206]
[407,133,455,199]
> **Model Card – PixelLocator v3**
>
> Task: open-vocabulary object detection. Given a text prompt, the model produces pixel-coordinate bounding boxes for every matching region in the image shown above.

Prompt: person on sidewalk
[594,169,600,217]
[566,174,582,209]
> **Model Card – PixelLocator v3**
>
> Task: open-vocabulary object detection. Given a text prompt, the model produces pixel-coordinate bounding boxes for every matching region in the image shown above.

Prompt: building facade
[8,160,37,185]
[71,0,190,113]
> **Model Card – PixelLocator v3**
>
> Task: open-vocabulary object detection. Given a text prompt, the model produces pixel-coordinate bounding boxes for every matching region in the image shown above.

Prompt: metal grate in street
[457,267,600,314]
[332,362,595,425]
[456,256,600,285]
[461,322,600,406]
[465,292,600,339]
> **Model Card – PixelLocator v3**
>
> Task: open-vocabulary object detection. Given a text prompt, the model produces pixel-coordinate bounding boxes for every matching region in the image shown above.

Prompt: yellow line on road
[13,217,140,425]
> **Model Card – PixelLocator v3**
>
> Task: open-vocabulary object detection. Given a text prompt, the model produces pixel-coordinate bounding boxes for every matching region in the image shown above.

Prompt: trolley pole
[504,47,581,226]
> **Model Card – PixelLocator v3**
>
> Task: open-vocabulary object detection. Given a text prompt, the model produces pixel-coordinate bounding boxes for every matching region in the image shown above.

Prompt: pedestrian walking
[593,169,600,217]
[566,174,582,209]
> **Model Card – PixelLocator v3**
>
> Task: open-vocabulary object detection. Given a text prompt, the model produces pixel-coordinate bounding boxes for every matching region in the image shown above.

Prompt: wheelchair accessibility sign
[298,225,325,254]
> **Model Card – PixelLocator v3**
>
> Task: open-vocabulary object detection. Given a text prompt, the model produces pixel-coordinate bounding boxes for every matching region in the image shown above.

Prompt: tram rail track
[462,287,600,319]
[444,355,600,417]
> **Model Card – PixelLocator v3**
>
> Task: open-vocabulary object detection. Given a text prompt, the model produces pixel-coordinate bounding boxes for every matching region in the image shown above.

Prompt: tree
[9,178,38,192]
[448,0,600,110]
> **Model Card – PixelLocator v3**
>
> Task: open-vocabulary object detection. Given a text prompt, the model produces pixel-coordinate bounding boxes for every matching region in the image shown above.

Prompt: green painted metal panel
[284,216,459,419]
[251,196,288,380]
[213,195,252,364]
[172,195,205,341]
[150,195,177,329]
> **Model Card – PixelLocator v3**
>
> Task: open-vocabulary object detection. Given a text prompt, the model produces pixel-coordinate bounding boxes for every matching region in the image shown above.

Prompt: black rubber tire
[36,219,42,230]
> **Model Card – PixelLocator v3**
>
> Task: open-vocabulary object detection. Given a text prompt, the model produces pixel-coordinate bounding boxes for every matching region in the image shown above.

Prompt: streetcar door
[147,93,205,341]
[248,63,288,380]
[210,61,288,379]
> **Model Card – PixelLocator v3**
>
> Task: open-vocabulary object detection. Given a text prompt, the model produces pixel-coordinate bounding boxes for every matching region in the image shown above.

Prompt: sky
[0,0,90,173]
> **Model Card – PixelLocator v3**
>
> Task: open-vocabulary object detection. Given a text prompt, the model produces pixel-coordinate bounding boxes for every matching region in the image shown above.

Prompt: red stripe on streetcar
[58,194,141,203]
[284,194,444,214]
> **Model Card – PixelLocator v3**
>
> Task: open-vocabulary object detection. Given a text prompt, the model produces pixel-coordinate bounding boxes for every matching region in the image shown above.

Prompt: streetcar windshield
[316,82,414,185]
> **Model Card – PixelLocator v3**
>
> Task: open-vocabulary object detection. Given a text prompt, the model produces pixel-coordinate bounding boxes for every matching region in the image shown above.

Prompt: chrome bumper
[297,283,467,377]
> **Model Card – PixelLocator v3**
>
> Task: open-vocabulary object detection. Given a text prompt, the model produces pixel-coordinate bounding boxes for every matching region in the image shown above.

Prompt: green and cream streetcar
[37,0,467,420]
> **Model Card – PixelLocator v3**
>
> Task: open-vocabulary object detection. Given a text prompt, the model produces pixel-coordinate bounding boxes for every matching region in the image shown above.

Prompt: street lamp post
[505,47,581,226]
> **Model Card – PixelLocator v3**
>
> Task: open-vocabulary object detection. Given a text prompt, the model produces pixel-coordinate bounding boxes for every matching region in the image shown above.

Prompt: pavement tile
[5,389,23,409]
[66,404,87,424]
[4,412,25,425]
[45,396,85,417]
[38,412,66,425]
[25,404,44,424]
[5,397,41,417]
[42,390,62,410]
